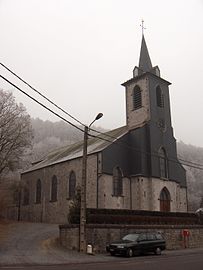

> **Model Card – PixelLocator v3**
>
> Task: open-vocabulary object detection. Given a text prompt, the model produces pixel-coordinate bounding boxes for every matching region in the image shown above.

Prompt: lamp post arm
[89,113,103,128]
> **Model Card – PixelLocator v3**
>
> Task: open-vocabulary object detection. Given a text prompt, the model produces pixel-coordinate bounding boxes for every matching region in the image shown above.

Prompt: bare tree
[0,89,33,178]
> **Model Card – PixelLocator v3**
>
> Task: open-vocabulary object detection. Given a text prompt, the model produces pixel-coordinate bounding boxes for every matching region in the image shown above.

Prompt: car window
[155,233,164,240]
[122,234,139,241]
[147,233,156,240]
[138,233,147,241]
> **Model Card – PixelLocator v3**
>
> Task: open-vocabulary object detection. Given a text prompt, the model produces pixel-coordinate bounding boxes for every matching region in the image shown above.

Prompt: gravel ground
[0,221,115,266]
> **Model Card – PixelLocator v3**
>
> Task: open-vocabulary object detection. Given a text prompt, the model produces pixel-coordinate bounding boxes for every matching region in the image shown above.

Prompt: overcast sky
[0,0,203,147]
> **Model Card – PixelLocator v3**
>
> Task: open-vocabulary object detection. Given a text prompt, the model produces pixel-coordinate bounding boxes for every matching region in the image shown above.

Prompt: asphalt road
[1,252,203,270]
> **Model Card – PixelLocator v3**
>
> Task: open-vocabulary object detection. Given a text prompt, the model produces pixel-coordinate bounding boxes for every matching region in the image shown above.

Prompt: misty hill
[30,118,203,212]
[30,118,107,162]
[30,118,83,161]
[177,142,203,211]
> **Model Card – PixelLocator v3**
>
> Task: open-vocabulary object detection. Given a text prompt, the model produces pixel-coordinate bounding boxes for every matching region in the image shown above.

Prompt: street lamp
[79,113,103,252]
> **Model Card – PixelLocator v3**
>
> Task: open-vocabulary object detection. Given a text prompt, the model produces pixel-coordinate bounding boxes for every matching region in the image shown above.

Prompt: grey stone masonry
[59,224,203,253]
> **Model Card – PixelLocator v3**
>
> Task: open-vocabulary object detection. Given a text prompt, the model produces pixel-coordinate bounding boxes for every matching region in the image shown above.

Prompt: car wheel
[154,247,161,255]
[110,251,115,256]
[126,248,134,257]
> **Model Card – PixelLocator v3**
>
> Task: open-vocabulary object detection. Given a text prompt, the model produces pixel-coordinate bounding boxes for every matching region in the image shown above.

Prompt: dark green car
[106,232,166,257]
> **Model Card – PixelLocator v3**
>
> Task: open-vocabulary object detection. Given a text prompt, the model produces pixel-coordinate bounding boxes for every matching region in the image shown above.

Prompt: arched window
[36,179,41,204]
[50,175,57,202]
[113,167,123,196]
[159,187,171,212]
[156,86,164,108]
[133,86,142,110]
[68,171,76,199]
[159,147,168,179]
[23,186,29,205]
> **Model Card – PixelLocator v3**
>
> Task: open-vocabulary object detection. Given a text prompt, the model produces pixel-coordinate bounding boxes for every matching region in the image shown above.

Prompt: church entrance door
[159,187,171,212]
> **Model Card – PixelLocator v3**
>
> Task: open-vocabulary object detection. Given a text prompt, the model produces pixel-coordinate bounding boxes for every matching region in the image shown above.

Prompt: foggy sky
[0,0,203,147]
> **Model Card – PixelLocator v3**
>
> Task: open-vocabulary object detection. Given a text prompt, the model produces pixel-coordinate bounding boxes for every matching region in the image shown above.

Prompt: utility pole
[79,125,88,252]
[79,113,103,252]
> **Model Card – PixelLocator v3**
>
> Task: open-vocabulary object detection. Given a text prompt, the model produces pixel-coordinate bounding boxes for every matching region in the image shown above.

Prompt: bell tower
[122,29,186,194]
[122,34,171,131]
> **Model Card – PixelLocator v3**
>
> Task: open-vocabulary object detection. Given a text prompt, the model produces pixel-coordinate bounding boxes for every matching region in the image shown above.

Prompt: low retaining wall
[59,224,203,253]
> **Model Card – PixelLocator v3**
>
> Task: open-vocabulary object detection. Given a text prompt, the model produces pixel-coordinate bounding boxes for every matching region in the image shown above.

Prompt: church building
[20,34,188,223]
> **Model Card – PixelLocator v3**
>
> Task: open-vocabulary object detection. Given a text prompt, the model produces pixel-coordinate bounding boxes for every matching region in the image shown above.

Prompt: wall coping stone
[59,223,203,230]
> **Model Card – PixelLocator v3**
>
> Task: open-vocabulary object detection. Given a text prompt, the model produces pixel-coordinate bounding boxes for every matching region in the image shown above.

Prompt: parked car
[106,232,166,257]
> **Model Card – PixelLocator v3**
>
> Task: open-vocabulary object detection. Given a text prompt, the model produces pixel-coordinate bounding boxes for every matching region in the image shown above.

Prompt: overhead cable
[0,62,85,127]
[0,74,84,133]
[1,70,203,171]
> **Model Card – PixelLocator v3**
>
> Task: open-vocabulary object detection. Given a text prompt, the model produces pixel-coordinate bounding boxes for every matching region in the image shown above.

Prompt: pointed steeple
[138,35,153,72]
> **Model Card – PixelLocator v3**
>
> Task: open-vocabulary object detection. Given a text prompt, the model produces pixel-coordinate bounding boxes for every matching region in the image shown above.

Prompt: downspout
[96,152,103,208]
[41,168,46,222]
[130,176,132,210]
[17,187,22,221]
[186,185,189,212]
[96,153,99,208]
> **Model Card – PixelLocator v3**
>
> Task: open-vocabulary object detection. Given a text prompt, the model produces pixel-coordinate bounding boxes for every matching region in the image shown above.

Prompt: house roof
[22,125,128,174]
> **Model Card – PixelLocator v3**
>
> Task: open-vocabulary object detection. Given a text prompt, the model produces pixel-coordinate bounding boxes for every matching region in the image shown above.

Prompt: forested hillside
[177,142,203,211]
[30,118,83,162]
[29,118,107,162]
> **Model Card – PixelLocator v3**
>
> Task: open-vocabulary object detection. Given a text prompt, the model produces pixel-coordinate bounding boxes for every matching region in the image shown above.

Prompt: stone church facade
[20,35,188,223]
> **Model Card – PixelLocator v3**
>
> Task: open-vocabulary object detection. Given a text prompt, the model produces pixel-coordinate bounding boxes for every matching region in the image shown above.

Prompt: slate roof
[139,35,153,72]
[22,125,128,174]
[121,71,171,87]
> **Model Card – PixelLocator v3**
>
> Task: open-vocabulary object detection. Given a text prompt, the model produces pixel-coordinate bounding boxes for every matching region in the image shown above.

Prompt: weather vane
[140,19,146,36]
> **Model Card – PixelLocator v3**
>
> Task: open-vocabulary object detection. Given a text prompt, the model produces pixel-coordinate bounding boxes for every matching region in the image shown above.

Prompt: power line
[0,62,118,144]
[89,124,203,169]
[0,62,164,161]
[0,62,128,150]
[88,132,203,170]
[1,70,203,171]
[88,121,203,170]
[0,62,123,139]
[0,62,144,155]
[178,156,203,168]
[0,74,85,133]
[0,62,85,127]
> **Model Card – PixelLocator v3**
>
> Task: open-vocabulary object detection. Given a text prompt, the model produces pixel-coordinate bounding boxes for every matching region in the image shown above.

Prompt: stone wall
[59,224,203,253]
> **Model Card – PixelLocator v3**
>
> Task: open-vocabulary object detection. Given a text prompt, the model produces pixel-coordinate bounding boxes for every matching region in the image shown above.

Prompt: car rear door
[146,233,157,252]
[137,233,148,253]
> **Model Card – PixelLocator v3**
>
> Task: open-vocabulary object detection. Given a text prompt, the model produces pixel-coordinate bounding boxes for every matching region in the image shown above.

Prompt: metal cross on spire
[140,19,146,36]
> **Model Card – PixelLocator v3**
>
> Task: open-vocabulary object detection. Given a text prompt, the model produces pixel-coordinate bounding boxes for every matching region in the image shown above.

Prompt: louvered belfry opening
[133,85,142,110]
[156,86,164,108]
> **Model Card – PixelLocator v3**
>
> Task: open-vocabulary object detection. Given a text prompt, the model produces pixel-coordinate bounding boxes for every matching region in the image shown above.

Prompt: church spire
[138,35,153,72]
[132,21,160,78]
